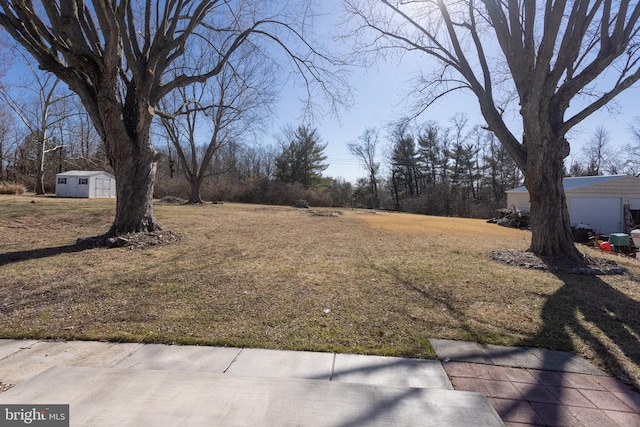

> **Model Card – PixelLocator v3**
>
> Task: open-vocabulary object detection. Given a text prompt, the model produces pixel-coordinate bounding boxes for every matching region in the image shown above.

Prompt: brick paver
[488,397,547,425]
[444,361,640,426]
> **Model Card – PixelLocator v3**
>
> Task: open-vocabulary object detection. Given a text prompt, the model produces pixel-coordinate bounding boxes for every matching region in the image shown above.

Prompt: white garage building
[506,175,640,234]
[55,170,116,198]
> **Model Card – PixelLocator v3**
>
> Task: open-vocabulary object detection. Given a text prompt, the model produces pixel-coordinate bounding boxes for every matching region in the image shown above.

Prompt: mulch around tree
[77,230,184,249]
[490,250,625,275]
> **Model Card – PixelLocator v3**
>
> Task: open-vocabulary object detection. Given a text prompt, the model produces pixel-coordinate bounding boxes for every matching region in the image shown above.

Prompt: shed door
[67,177,79,197]
[94,178,111,197]
[569,197,622,235]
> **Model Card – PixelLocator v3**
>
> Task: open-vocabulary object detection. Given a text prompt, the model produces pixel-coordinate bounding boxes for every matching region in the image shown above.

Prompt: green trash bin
[609,233,630,247]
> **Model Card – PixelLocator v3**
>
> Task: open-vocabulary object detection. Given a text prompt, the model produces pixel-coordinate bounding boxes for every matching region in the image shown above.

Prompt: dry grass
[2,195,640,389]
[0,183,26,195]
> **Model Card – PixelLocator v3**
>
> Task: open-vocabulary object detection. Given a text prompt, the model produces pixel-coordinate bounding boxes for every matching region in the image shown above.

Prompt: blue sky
[268,60,487,183]
[281,66,639,184]
[263,2,485,183]
[266,3,640,184]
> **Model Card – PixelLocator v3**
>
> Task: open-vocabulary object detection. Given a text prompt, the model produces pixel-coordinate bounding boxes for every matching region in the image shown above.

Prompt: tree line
[1,63,639,221]
[376,116,522,218]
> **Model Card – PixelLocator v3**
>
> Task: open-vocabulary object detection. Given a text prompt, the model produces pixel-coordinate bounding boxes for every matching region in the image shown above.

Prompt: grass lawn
[2,194,640,389]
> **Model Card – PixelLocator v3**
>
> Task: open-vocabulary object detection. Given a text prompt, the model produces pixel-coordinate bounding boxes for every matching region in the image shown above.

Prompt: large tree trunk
[107,143,161,236]
[103,108,162,237]
[187,175,204,204]
[523,135,583,261]
[370,175,379,208]
[35,170,45,195]
[526,176,581,259]
[35,139,45,195]
[93,77,163,237]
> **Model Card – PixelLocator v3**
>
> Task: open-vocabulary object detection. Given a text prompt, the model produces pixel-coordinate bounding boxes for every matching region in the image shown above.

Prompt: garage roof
[506,175,626,193]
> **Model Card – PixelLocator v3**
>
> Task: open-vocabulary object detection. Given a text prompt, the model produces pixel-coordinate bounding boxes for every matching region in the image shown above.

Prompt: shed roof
[56,170,115,179]
[506,175,628,193]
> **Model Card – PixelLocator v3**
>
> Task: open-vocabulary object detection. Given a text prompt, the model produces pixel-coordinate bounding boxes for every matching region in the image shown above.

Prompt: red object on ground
[600,242,611,252]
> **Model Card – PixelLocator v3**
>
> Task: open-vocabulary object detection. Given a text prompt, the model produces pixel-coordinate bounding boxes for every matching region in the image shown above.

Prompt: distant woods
[135,113,640,217]
[0,72,636,218]
[153,115,522,217]
[0,103,633,219]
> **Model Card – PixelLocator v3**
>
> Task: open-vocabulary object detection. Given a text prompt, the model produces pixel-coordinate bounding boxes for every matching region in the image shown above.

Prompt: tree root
[76,231,183,249]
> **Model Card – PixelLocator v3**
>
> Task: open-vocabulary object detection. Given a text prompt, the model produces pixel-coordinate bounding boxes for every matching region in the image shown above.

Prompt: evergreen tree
[275,125,328,189]
[389,123,419,201]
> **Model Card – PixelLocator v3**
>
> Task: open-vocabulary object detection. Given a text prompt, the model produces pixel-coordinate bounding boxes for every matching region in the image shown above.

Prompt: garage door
[569,197,622,234]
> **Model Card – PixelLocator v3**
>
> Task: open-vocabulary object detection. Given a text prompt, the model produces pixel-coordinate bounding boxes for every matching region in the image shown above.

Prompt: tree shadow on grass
[500,268,640,425]
[0,232,173,266]
[529,271,640,383]
[0,243,94,266]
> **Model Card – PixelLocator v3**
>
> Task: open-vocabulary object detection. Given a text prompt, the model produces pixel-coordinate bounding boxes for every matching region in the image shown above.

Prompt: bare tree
[483,132,520,208]
[158,41,276,204]
[348,128,380,208]
[581,126,620,175]
[346,1,640,260]
[236,144,278,181]
[61,99,106,171]
[0,1,347,237]
[0,62,71,194]
[0,103,14,180]
[623,118,640,175]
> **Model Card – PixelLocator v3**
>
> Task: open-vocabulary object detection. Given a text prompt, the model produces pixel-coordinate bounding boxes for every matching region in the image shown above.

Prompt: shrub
[0,182,27,195]
[154,176,190,199]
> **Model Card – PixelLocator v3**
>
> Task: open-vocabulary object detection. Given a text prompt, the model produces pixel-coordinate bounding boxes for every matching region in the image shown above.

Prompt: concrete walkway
[0,339,638,426]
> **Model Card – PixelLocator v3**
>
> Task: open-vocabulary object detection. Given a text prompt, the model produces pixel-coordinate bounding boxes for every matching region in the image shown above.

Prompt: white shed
[506,175,640,234]
[55,170,116,198]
